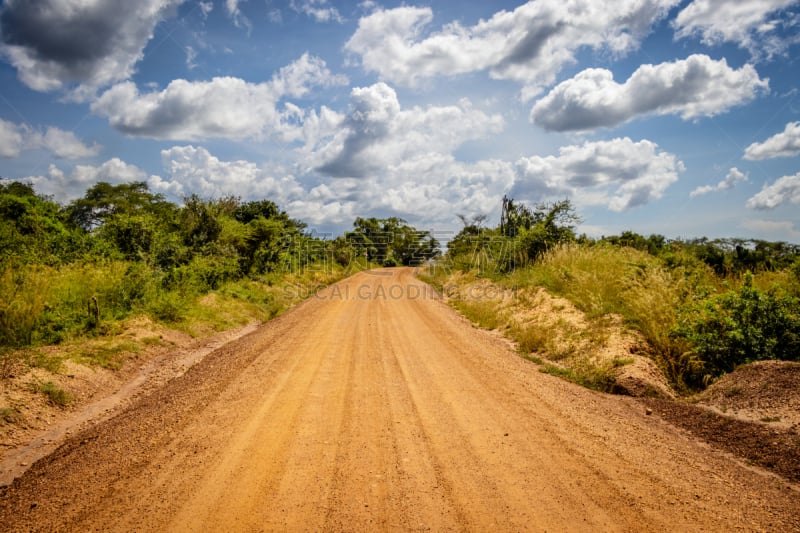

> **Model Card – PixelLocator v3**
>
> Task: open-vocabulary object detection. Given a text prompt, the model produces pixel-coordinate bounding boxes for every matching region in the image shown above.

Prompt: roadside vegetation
[0,179,439,380]
[2,177,798,400]
[423,196,800,393]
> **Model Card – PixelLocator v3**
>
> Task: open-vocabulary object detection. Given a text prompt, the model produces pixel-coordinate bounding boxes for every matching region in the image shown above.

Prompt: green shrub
[674,272,800,381]
[147,293,186,323]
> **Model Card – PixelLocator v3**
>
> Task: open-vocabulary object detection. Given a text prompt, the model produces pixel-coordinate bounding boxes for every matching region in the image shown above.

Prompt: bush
[674,272,800,381]
[147,293,186,323]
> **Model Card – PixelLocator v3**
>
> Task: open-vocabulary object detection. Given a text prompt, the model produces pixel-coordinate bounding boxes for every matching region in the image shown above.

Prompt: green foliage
[146,292,186,323]
[446,227,511,273]
[347,217,440,266]
[65,181,175,231]
[28,351,65,373]
[72,341,140,370]
[180,195,225,250]
[435,195,800,393]
[98,213,158,261]
[674,273,800,382]
[0,180,78,265]
[514,200,579,263]
[599,232,800,276]
[446,197,579,274]
[0,180,376,361]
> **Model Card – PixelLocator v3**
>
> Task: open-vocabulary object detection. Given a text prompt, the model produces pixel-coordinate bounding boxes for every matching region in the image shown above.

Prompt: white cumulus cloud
[744,121,800,159]
[673,0,800,59]
[746,172,800,209]
[152,145,305,202]
[91,54,347,141]
[0,118,25,158]
[512,138,684,211]
[690,167,748,197]
[0,118,100,159]
[23,158,153,200]
[345,0,678,98]
[311,82,505,179]
[530,55,768,131]
[37,127,102,159]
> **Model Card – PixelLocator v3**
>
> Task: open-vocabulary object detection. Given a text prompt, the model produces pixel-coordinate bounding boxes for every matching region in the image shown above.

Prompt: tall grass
[0,261,157,347]
[0,267,49,347]
[427,241,800,392]
[495,244,720,389]
[0,259,357,367]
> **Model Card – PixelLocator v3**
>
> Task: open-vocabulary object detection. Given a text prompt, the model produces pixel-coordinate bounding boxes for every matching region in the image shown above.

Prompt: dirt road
[1,268,798,531]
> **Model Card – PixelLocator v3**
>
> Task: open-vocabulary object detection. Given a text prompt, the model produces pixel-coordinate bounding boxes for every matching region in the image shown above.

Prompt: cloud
[310,82,504,178]
[23,158,152,200]
[286,82,512,225]
[0,0,184,100]
[0,118,25,158]
[690,167,748,197]
[37,127,103,159]
[512,138,684,211]
[290,157,516,227]
[746,172,800,209]
[185,46,198,70]
[290,0,343,23]
[530,55,768,131]
[151,145,305,201]
[0,118,100,159]
[225,0,251,30]
[91,54,347,141]
[673,0,800,59]
[19,147,305,208]
[344,0,678,98]
[744,121,800,159]
[152,144,515,227]
[198,1,213,18]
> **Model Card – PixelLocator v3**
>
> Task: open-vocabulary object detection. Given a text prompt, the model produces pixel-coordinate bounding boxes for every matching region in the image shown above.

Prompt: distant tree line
[444,194,800,276]
[0,179,440,351]
[0,180,440,276]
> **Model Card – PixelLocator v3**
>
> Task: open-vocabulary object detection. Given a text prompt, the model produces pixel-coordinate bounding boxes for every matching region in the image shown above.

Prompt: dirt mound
[694,360,800,431]
[611,356,675,399]
[638,360,800,484]
[642,396,800,484]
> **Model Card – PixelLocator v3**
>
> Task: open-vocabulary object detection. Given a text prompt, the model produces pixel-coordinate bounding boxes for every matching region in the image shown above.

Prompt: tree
[516,199,580,263]
[180,195,223,251]
[0,180,75,264]
[499,195,536,238]
[66,181,174,231]
[347,217,440,266]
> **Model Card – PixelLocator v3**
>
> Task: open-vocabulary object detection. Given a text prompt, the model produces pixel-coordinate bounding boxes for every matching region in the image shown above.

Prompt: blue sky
[1,0,799,243]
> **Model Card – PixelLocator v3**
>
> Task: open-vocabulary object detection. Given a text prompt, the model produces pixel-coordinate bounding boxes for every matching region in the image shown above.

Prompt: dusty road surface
[1,268,798,532]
